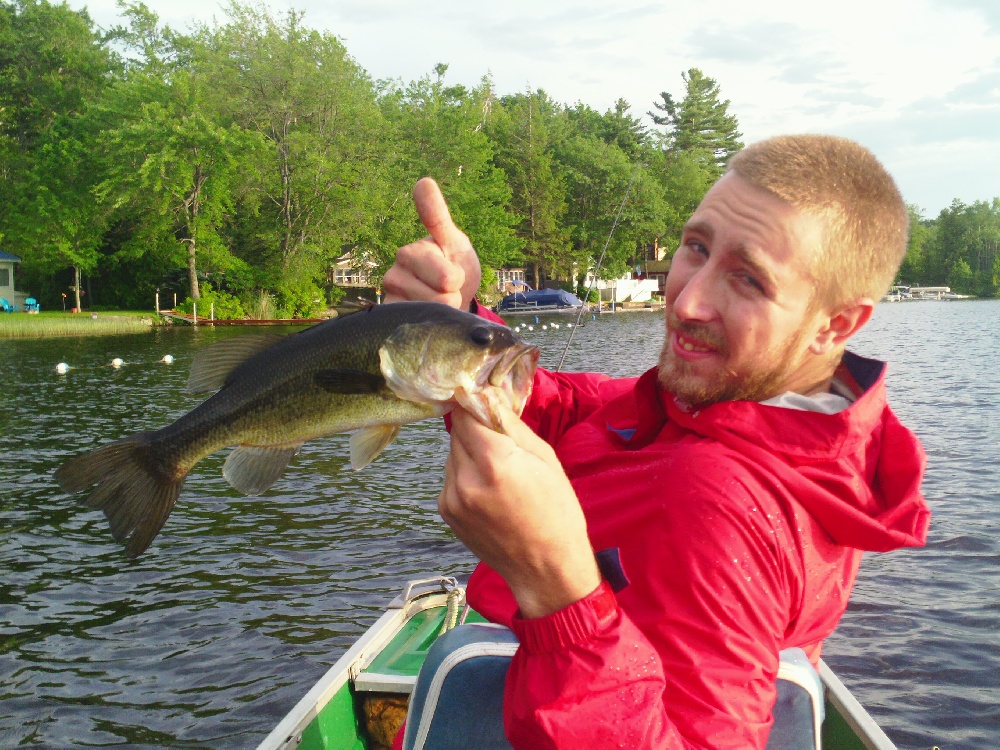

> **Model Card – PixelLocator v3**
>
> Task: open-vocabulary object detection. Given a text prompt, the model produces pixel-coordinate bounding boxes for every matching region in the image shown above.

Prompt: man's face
[658,173,829,407]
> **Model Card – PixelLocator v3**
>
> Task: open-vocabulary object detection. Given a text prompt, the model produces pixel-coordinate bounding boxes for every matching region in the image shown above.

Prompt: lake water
[1,301,997,748]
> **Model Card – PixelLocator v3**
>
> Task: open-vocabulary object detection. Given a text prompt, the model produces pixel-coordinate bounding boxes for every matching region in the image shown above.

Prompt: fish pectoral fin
[314,368,385,394]
[223,444,302,496]
[349,425,401,470]
[187,335,286,393]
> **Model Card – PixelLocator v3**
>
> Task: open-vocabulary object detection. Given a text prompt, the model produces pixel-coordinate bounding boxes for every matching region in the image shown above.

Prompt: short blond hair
[727,134,908,306]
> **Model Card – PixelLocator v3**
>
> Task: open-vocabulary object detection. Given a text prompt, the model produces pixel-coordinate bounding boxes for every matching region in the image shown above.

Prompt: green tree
[378,65,518,290]
[649,68,743,176]
[215,2,389,314]
[978,254,1000,298]
[922,198,1000,295]
[490,89,568,289]
[553,122,667,285]
[948,257,973,293]
[899,205,934,284]
[964,198,1000,296]
[654,148,716,252]
[96,11,266,302]
[0,0,117,309]
[598,98,652,159]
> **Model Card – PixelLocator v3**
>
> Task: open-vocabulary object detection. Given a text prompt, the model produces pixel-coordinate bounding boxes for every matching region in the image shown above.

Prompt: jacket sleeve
[482,453,794,750]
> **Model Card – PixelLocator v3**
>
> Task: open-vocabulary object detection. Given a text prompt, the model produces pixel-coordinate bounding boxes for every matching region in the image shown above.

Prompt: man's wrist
[510,562,602,620]
[511,580,619,653]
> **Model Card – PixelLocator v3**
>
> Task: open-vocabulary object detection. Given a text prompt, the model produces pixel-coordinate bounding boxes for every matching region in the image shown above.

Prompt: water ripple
[1,305,998,747]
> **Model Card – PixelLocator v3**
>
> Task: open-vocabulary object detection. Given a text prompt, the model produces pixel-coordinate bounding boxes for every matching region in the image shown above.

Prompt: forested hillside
[1,0,995,315]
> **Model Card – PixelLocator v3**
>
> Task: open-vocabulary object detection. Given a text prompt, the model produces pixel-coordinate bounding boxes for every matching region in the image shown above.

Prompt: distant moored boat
[494,288,586,315]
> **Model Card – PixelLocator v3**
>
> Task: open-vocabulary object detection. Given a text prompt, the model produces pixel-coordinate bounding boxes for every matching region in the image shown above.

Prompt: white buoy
[550,323,560,329]
[111,358,124,369]
[527,325,534,331]
[56,362,70,374]
[161,354,174,364]
[542,324,548,331]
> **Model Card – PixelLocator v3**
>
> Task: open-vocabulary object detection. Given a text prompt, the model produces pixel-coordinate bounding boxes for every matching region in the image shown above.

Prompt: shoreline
[0,310,330,339]
[0,312,158,339]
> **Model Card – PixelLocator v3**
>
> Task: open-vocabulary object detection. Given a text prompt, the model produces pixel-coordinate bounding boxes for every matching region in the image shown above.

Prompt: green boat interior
[258,578,894,750]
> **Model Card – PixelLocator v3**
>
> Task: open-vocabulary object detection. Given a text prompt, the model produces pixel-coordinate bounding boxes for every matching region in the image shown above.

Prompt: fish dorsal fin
[187,335,286,393]
[332,297,375,317]
[223,444,302,495]
[314,368,385,394]
[350,425,400,470]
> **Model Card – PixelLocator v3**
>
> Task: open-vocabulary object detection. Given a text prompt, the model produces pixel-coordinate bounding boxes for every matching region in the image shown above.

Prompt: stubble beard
[656,315,806,408]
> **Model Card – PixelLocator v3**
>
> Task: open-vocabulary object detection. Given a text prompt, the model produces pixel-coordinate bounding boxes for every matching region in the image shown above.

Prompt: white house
[0,251,28,309]
[330,253,375,288]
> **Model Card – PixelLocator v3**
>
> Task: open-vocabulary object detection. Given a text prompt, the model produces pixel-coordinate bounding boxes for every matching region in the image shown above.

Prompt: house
[329,254,375,288]
[0,251,29,309]
[640,258,673,295]
[496,267,528,294]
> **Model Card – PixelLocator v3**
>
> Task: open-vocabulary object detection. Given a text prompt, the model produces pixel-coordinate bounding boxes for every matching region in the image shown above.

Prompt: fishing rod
[556,166,641,372]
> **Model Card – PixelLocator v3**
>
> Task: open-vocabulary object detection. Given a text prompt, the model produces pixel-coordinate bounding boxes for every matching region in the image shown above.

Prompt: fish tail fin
[55,432,184,558]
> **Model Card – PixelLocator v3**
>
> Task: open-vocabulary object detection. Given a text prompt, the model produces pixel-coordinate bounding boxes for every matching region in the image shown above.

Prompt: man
[383,134,930,748]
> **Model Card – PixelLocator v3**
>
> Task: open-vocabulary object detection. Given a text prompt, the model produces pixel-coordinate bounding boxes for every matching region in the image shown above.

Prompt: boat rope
[438,585,465,635]
[556,166,641,372]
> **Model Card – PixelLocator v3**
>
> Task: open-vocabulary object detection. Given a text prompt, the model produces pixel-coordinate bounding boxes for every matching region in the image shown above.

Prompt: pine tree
[649,68,743,176]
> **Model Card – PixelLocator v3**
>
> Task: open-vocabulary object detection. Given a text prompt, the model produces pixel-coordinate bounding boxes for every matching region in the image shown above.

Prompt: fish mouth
[453,341,539,431]
[488,341,539,387]
[487,342,539,414]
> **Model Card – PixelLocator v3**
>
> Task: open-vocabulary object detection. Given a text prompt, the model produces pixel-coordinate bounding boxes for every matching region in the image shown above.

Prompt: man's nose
[672,266,717,322]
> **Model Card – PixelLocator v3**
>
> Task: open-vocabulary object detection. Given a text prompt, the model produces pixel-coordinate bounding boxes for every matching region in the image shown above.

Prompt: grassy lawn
[0,310,160,338]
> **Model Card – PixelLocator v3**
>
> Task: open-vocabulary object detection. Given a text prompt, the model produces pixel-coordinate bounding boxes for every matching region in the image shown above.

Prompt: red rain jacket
[462,332,929,748]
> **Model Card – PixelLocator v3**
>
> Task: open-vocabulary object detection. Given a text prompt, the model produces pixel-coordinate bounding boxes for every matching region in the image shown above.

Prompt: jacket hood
[633,351,930,552]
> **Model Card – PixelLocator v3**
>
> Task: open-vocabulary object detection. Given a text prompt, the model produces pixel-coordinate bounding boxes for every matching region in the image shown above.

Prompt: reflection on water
[1,303,997,748]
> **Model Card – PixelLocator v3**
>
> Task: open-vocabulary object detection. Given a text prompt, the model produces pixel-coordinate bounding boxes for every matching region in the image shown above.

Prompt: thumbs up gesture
[382,178,482,311]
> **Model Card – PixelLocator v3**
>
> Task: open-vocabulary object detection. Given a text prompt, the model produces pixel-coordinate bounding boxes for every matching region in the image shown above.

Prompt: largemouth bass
[55,302,539,557]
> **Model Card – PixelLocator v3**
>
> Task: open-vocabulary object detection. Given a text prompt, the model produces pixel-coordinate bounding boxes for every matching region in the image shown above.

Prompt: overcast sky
[70,0,999,217]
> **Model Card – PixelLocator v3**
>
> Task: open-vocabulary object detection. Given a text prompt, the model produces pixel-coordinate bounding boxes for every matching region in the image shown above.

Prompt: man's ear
[809,298,875,355]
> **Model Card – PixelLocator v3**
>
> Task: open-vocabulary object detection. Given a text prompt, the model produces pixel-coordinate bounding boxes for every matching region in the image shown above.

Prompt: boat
[494,288,587,315]
[257,576,900,750]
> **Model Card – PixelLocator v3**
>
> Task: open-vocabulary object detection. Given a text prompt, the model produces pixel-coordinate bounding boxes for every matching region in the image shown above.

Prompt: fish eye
[469,326,494,347]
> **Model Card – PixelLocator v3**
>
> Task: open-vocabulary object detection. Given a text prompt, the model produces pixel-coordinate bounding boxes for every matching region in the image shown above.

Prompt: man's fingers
[382,241,464,306]
[414,178,464,256]
[451,404,558,469]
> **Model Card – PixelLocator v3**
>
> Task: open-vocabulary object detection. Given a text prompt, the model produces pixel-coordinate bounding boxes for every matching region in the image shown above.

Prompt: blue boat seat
[24,297,39,312]
[402,624,517,750]
[403,625,823,750]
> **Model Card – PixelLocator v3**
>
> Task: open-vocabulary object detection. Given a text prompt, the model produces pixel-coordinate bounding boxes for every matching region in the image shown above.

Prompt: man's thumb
[414,177,464,252]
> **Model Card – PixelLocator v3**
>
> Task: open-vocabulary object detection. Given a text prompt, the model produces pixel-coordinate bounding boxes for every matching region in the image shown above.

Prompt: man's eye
[740,274,765,292]
[686,241,708,256]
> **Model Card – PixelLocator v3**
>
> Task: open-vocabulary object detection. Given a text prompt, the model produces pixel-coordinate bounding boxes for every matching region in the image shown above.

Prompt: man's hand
[382,178,482,310]
[440,405,602,619]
